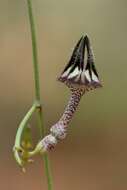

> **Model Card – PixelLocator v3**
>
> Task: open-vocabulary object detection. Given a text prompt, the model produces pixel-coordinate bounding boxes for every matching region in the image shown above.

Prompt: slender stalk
[26,0,53,189]
[27,0,40,100]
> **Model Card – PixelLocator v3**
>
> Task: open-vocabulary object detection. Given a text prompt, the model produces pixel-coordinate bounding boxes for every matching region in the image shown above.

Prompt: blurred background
[0,0,127,189]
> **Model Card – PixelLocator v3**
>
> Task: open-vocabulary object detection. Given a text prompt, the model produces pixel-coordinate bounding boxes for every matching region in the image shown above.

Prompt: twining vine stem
[26,0,53,189]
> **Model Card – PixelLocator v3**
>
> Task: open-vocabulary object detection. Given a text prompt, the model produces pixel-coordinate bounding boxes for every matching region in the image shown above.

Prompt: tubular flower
[35,35,102,153]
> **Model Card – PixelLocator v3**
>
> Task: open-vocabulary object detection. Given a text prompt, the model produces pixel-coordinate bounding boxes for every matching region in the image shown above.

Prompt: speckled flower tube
[35,35,102,153]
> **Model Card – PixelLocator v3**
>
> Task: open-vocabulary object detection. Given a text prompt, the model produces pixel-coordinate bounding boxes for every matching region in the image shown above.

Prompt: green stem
[14,104,36,149]
[27,0,40,100]
[26,0,53,190]
[14,103,36,166]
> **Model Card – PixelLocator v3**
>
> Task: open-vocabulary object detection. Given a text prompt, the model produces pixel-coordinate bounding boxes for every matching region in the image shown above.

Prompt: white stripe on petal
[92,71,99,82]
[74,70,82,82]
[61,66,72,78]
[85,70,91,82]
[68,67,79,79]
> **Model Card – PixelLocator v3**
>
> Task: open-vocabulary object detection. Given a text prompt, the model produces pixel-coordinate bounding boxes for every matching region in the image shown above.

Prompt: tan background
[0,0,127,189]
